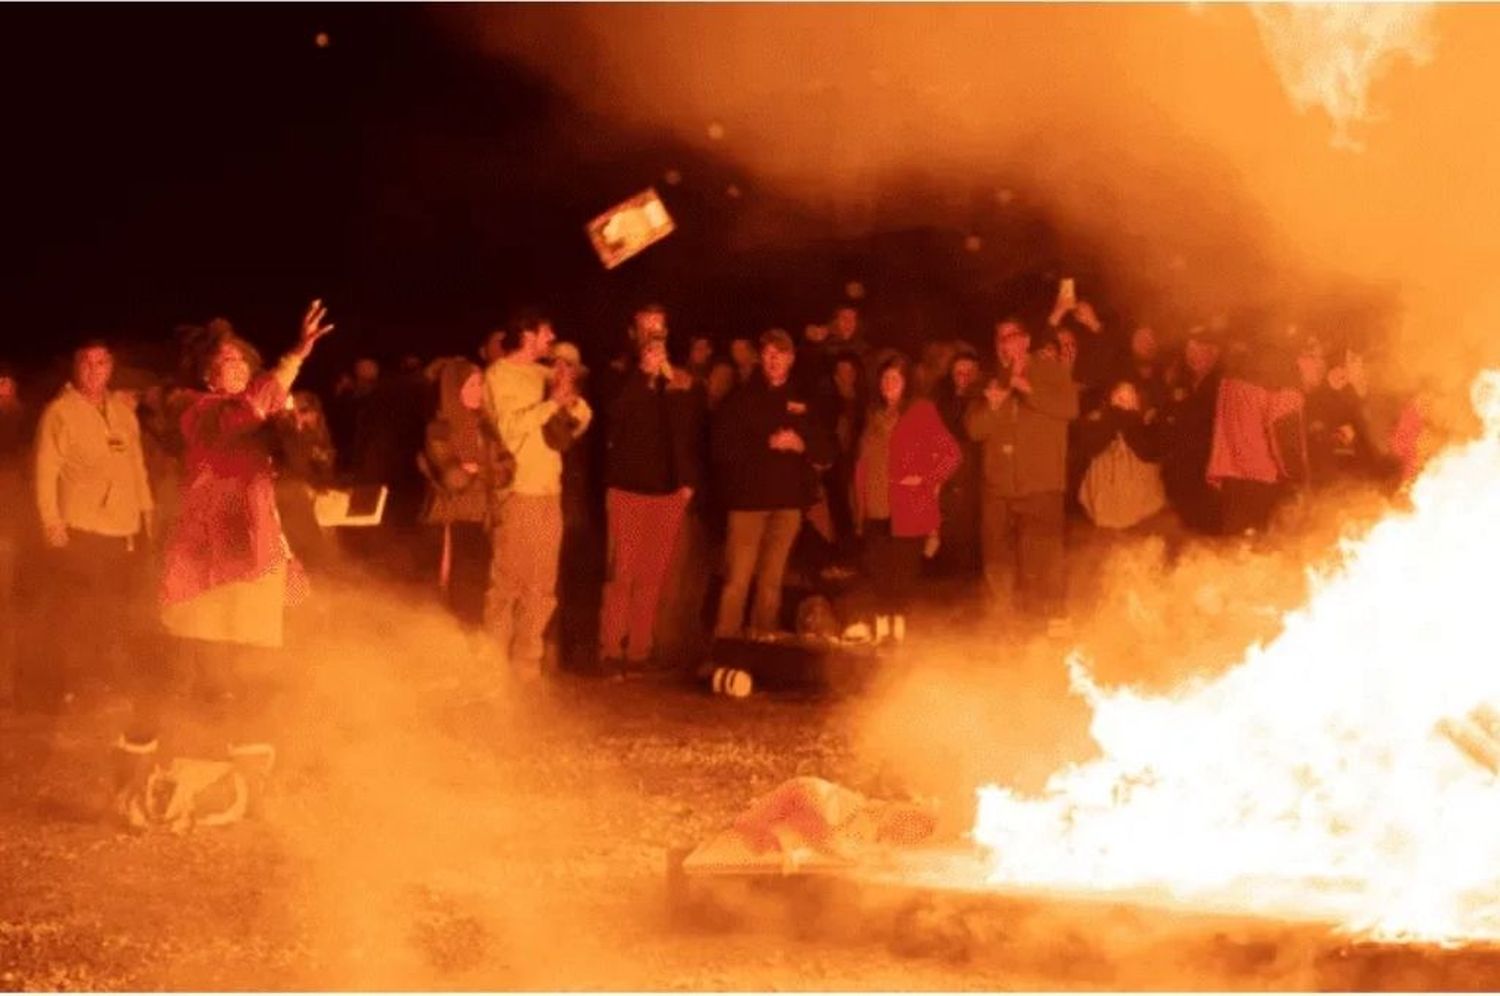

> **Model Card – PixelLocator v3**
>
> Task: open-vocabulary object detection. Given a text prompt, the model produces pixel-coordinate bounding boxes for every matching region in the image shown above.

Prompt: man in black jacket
[711,329,833,638]
[1160,327,1224,535]
[599,334,703,670]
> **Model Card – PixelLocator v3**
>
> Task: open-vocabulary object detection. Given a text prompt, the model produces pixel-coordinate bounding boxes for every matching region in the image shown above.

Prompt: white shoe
[892,615,906,644]
[874,615,891,643]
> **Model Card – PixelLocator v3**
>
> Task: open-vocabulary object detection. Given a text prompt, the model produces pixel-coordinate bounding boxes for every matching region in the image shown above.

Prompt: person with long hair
[824,351,867,561]
[851,354,961,643]
[931,344,984,577]
[420,358,494,628]
[113,301,333,826]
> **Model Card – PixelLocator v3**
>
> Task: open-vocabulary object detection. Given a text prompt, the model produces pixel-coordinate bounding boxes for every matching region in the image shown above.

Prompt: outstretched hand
[295,299,335,359]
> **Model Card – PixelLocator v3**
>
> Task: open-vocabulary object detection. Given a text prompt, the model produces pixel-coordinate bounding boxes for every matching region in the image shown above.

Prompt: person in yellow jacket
[482,311,591,680]
[33,339,154,707]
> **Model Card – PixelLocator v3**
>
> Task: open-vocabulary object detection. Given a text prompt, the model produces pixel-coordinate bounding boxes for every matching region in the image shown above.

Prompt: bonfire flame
[975,373,1500,943]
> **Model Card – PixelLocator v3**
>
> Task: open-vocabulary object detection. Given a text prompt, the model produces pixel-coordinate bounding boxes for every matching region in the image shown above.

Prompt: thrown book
[586,188,675,269]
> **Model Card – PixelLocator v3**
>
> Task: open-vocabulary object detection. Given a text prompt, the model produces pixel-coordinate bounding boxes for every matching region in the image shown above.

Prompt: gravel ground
[4,517,1499,990]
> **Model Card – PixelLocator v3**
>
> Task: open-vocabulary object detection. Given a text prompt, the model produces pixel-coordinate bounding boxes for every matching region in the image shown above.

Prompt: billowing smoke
[449,4,1500,399]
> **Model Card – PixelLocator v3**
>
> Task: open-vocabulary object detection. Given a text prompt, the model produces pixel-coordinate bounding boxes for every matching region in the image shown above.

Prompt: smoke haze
[452,4,1500,399]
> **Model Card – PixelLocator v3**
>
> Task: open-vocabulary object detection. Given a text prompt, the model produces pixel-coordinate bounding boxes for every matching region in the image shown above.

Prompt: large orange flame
[975,373,1500,943]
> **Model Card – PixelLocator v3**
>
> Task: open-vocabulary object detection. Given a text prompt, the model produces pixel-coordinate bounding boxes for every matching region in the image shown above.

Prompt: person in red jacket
[852,354,961,643]
[119,301,334,825]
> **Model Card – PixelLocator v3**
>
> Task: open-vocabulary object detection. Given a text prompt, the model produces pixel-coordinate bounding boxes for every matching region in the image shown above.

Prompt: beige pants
[486,493,563,672]
[714,508,803,638]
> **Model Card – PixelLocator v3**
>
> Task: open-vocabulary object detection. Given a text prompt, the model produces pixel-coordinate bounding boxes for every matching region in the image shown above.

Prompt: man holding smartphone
[965,319,1079,628]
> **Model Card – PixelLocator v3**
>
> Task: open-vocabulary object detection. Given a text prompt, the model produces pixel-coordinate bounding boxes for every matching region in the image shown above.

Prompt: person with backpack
[1075,380,1167,531]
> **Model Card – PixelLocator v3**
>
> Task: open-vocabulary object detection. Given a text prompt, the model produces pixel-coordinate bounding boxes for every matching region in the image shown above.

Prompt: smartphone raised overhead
[1058,277,1077,310]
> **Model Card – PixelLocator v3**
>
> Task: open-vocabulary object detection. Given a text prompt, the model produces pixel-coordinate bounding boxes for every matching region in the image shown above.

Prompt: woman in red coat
[852,354,962,643]
[115,301,333,825]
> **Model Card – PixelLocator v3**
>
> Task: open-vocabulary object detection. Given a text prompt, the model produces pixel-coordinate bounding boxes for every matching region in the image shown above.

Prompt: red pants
[600,488,689,662]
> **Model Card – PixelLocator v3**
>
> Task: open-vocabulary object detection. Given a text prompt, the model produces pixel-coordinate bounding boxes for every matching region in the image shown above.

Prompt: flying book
[586,188,675,269]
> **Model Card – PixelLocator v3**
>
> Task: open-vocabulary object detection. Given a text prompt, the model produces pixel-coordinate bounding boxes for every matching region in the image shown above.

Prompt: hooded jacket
[423,359,492,525]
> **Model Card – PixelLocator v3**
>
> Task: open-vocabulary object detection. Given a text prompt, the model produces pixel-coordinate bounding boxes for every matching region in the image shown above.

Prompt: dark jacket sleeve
[542,407,583,454]
[670,382,706,491]
[1125,408,1164,463]
[1074,406,1121,464]
[1072,328,1123,397]
[800,401,835,469]
[710,387,749,474]
[1077,406,1163,465]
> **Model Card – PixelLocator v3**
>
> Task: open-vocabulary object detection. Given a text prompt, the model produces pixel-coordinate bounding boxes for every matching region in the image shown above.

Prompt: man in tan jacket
[483,312,591,679]
[33,340,153,706]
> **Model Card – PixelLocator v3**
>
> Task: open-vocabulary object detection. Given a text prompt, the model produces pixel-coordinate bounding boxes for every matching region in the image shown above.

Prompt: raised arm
[244,299,335,418]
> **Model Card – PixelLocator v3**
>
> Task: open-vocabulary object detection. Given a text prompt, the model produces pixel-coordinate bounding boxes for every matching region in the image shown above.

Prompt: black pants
[439,521,492,629]
[980,491,1067,617]
[935,471,982,577]
[125,636,280,755]
[1220,479,1284,537]
[38,530,145,705]
[862,519,924,616]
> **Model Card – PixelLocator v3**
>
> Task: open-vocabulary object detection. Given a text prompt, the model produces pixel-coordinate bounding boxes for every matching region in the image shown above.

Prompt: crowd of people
[0,283,1436,825]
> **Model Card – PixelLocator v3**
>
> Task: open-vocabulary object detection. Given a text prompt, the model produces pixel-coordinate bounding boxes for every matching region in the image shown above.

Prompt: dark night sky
[2,5,1074,391]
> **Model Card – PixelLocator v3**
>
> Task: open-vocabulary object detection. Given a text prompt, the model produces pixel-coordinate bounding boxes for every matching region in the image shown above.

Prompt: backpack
[1079,434,1166,529]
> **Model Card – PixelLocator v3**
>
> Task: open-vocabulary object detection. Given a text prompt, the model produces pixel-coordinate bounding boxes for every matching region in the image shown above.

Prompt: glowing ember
[975,372,1500,944]
[1251,2,1435,150]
